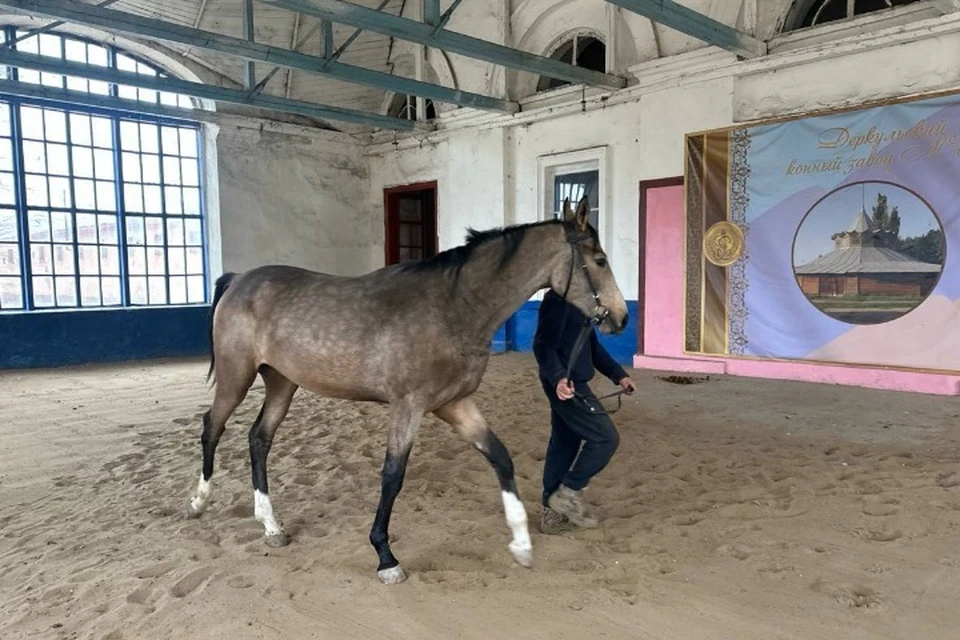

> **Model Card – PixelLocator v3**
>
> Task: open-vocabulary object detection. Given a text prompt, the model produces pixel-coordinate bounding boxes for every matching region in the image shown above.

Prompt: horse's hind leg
[434,396,533,569]
[248,366,298,547]
[369,404,423,585]
[187,360,257,518]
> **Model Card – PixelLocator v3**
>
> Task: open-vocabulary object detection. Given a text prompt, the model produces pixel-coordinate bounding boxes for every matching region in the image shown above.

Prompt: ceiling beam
[0,0,519,113]
[256,0,628,89]
[243,0,256,90]
[0,48,431,131]
[603,0,766,59]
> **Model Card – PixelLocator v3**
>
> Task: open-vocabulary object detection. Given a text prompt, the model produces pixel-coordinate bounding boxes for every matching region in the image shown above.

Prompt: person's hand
[619,377,636,395]
[555,378,575,401]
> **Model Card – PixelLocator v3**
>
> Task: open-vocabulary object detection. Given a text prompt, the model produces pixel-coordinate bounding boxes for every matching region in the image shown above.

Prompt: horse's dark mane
[398,218,574,279]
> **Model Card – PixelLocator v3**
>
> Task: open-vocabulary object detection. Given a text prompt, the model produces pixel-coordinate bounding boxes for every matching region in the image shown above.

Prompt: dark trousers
[539,378,621,506]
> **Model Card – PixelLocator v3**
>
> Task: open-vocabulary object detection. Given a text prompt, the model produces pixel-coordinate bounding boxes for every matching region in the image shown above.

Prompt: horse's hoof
[264,531,289,548]
[378,566,407,585]
[509,542,534,568]
[185,499,205,519]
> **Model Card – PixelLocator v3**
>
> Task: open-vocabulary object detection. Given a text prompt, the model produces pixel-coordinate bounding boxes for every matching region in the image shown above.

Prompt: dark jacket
[532,290,628,389]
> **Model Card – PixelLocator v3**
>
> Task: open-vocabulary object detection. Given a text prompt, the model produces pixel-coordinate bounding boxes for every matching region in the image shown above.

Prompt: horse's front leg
[434,396,533,569]
[370,403,423,585]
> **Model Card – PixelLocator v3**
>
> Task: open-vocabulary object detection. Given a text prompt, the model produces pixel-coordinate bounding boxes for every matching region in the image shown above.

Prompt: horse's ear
[561,197,573,221]
[574,196,590,232]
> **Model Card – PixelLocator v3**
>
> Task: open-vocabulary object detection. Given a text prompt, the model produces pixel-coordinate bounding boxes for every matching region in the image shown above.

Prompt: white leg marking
[188,474,212,516]
[254,489,285,538]
[501,490,533,568]
[378,565,408,585]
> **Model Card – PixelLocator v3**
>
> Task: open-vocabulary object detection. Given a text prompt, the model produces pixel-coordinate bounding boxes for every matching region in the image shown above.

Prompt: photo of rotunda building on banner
[792,181,945,325]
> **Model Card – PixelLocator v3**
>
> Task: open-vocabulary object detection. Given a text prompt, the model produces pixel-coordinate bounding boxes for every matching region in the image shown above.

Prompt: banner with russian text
[684,93,960,373]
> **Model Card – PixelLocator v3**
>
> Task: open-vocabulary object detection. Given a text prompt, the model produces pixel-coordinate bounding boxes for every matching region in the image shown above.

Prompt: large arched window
[789,0,920,29]
[537,34,606,93]
[387,92,436,121]
[0,27,206,312]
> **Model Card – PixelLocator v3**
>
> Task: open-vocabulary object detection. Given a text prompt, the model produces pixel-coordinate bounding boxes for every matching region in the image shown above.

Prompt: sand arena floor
[2,353,960,639]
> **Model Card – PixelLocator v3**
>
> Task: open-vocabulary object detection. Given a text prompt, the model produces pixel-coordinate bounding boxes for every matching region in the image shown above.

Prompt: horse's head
[550,196,629,335]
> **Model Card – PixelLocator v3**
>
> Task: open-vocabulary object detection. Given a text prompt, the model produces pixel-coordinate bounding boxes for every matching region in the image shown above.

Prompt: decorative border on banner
[728,127,751,356]
[684,135,705,353]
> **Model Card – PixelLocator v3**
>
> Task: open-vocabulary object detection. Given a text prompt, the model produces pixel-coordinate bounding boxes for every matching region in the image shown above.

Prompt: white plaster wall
[215,123,374,277]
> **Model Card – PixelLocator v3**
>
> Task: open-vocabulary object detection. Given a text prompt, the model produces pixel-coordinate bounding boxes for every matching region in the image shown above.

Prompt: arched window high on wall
[537,34,606,93]
[387,92,436,121]
[789,0,920,29]
[0,27,207,312]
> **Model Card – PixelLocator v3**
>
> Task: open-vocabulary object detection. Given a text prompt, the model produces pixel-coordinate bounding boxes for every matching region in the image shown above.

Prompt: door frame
[383,180,439,265]
[638,176,684,355]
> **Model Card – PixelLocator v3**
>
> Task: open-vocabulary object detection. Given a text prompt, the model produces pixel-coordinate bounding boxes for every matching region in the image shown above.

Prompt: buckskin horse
[186,197,628,584]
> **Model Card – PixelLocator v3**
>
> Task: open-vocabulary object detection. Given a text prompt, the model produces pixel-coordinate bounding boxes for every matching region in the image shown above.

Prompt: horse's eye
[595,255,607,268]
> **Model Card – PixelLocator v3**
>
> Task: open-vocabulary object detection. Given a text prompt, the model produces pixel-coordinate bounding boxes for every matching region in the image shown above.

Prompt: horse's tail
[206,272,236,384]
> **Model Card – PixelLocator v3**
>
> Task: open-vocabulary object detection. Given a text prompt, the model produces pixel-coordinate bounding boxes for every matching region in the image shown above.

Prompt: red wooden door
[384,182,438,265]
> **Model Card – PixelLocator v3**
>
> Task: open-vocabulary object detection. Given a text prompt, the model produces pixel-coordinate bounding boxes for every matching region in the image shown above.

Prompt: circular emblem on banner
[703,221,744,267]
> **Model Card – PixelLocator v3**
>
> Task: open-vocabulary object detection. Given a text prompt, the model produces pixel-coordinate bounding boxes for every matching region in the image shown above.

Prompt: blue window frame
[0,27,206,312]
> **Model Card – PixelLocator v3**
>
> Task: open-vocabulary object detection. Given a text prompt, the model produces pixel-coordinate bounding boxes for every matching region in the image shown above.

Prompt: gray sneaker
[539,506,577,535]
[547,485,599,528]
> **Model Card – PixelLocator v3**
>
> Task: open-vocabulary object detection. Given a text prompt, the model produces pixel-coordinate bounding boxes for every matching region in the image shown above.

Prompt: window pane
[91,117,112,148]
[116,54,136,72]
[98,214,117,244]
[88,45,108,67]
[30,243,52,274]
[0,243,20,275]
[76,213,97,243]
[127,246,145,275]
[119,121,139,151]
[125,216,144,245]
[147,276,166,304]
[53,244,75,275]
[100,245,119,275]
[72,146,93,178]
[17,33,39,54]
[75,179,95,210]
[140,123,159,153]
[168,246,185,274]
[0,139,13,171]
[123,183,143,213]
[179,129,197,157]
[183,187,200,215]
[0,209,17,241]
[94,148,114,180]
[18,69,40,86]
[20,107,43,139]
[96,181,115,212]
[70,113,91,146]
[164,186,182,214]
[50,211,72,242]
[166,218,184,245]
[0,104,9,137]
[186,247,203,274]
[181,160,198,187]
[89,80,109,96]
[78,245,99,275]
[162,156,180,184]
[32,275,54,307]
[39,34,61,58]
[0,277,23,309]
[138,89,159,104]
[80,276,101,306]
[117,85,137,101]
[45,110,67,143]
[141,154,160,184]
[0,172,15,205]
[25,175,48,206]
[65,76,89,94]
[161,127,179,155]
[46,143,68,175]
[28,210,50,242]
[48,177,71,208]
[147,247,165,274]
[101,276,120,305]
[143,185,162,214]
[184,218,202,245]
[187,275,204,303]
[129,275,147,304]
[65,39,87,63]
[145,216,164,245]
[169,276,186,304]
[55,275,77,306]
[40,72,64,89]
[121,152,141,182]
[22,140,45,173]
